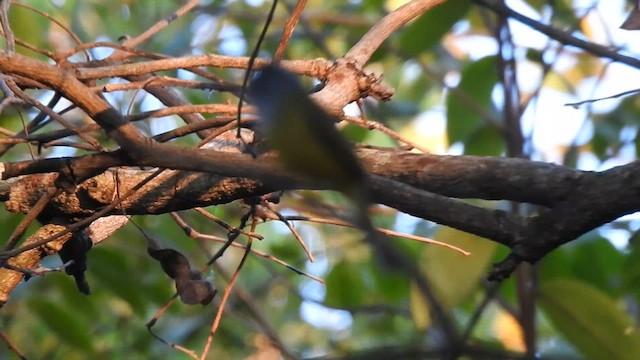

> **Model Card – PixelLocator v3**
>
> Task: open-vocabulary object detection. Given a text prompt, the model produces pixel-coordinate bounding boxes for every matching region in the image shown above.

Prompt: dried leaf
[58,230,93,295]
[621,8,640,30]
[148,247,216,305]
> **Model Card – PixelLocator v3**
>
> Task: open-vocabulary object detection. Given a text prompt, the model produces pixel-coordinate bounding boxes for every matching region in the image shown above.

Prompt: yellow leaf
[410,281,431,331]
[493,310,525,352]
[422,227,497,308]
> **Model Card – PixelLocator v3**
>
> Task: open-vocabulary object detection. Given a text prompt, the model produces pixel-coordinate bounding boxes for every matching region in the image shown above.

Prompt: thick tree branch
[0,223,72,306]
[490,161,640,279]
[3,147,640,280]
[346,0,448,66]
[1,147,583,206]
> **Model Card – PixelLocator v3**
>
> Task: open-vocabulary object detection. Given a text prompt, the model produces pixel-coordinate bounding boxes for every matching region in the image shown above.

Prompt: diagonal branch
[473,0,640,70]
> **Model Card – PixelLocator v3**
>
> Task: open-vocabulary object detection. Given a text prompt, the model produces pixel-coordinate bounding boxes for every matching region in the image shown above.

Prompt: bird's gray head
[249,64,306,116]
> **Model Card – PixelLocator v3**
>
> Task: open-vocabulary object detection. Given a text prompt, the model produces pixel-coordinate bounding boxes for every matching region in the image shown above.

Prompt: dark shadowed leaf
[28,298,94,353]
[325,260,367,308]
[465,123,504,155]
[148,247,216,305]
[447,56,498,145]
[89,247,147,315]
[398,0,471,56]
[571,238,622,296]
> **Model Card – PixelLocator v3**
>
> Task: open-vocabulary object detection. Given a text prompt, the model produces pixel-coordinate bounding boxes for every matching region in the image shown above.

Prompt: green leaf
[543,234,622,296]
[571,238,622,296]
[410,228,496,329]
[266,228,304,263]
[540,246,574,281]
[28,298,95,353]
[398,0,471,56]
[447,56,498,145]
[539,279,640,360]
[89,247,147,316]
[10,4,51,57]
[621,239,640,299]
[464,123,504,155]
[342,123,369,143]
[368,258,409,303]
[525,48,544,63]
[325,261,366,308]
[363,0,386,12]
[591,131,609,160]
[55,276,102,321]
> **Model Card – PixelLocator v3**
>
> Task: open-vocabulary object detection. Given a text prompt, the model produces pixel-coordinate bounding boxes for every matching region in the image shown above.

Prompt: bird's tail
[349,186,406,269]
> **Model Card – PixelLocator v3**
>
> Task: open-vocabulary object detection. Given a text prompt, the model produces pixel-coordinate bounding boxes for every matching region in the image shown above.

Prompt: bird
[250,67,457,340]
[249,64,411,272]
[249,64,374,235]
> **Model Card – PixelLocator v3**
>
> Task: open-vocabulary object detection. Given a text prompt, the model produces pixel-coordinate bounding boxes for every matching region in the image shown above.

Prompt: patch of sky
[141,95,178,136]
[343,102,361,117]
[576,152,599,170]
[451,19,470,35]
[299,277,326,305]
[305,255,329,279]
[443,70,461,89]
[620,126,637,144]
[121,3,130,19]
[528,89,588,159]
[599,147,638,171]
[102,90,121,111]
[177,68,197,81]
[579,63,640,113]
[413,109,447,154]
[300,301,353,332]
[245,0,267,7]
[89,35,116,61]
[219,24,247,56]
[456,35,498,61]
[629,219,640,232]
[448,142,465,155]
[401,60,423,84]
[190,14,219,49]
[393,212,421,235]
[598,227,630,249]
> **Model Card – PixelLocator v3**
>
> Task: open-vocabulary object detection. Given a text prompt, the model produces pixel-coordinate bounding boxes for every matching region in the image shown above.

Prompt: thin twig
[146,294,200,360]
[119,0,200,51]
[200,219,256,360]
[565,88,640,108]
[236,0,279,139]
[194,208,264,240]
[171,212,323,283]
[0,0,14,53]
[263,212,470,256]
[5,79,104,151]
[274,0,308,61]
[0,331,26,360]
[12,1,87,61]
[343,115,431,153]
[260,199,316,262]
